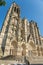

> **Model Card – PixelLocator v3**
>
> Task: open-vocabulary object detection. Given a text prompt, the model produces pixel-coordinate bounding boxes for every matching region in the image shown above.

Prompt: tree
[0,0,6,6]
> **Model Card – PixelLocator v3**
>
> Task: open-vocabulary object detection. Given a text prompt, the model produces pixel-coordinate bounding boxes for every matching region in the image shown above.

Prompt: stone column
[24,19,27,43]
[18,18,21,42]
[17,19,22,56]
[26,44,28,56]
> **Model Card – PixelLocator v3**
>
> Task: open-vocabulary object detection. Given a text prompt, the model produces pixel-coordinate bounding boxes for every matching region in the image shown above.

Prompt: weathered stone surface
[0,2,43,65]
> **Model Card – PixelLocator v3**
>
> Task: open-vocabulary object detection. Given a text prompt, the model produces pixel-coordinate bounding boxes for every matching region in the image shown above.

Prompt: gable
[28,35,36,49]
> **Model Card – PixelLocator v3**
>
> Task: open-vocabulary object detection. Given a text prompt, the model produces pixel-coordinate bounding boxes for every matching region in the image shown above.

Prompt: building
[0,2,43,65]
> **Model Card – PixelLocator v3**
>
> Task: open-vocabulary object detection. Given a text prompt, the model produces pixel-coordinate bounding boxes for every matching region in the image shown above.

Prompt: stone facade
[0,2,43,64]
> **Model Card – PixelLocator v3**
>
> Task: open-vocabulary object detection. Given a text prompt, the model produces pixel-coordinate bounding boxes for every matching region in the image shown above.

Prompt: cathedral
[0,2,43,65]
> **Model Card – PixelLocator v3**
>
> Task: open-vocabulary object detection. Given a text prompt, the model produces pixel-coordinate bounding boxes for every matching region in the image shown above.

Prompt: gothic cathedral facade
[0,2,43,64]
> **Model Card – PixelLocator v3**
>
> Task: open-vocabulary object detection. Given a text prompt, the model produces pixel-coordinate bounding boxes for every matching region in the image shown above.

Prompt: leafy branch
[0,0,6,6]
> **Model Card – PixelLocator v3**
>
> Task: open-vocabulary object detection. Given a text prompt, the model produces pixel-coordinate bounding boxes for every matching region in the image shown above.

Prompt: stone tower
[29,21,41,46]
[0,3,20,56]
[0,2,29,57]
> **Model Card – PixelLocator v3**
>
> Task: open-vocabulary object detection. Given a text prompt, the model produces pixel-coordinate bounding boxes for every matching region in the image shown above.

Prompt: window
[14,7,16,12]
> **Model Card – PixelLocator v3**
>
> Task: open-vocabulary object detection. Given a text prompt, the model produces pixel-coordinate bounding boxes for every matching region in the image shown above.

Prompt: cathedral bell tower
[1,3,20,57]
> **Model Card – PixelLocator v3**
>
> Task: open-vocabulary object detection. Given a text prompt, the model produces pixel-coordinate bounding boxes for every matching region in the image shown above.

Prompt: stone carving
[0,2,43,64]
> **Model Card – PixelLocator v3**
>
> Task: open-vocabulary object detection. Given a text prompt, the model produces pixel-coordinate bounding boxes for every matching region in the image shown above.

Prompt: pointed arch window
[14,7,16,12]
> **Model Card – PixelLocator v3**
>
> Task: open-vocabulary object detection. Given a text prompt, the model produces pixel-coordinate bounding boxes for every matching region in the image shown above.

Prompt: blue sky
[0,0,43,36]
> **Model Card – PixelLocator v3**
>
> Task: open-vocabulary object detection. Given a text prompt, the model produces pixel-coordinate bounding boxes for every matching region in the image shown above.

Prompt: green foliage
[0,0,6,6]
